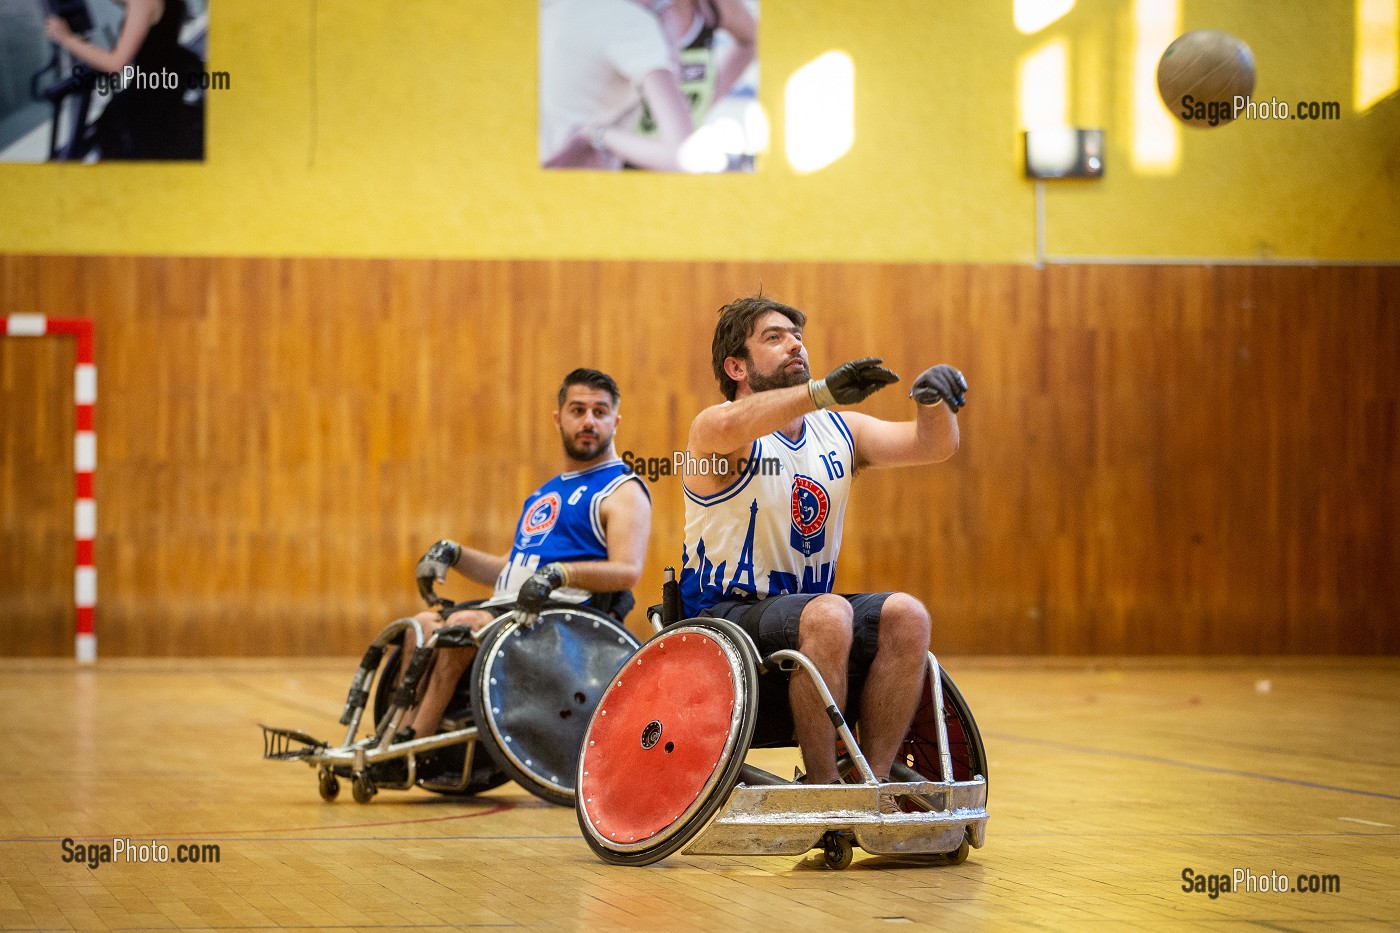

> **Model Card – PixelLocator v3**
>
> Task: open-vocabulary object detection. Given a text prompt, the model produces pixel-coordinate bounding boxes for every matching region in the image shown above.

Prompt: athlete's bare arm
[600,70,695,172]
[416,539,506,590]
[711,0,758,103]
[553,479,652,592]
[687,354,901,495]
[450,547,509,587]
[688,386,814,463]
[842,363,967,470]
[45,0,160,74]
[840,405,959,472]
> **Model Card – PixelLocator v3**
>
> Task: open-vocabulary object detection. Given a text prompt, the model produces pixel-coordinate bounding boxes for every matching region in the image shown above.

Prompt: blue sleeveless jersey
[486,459,648,607]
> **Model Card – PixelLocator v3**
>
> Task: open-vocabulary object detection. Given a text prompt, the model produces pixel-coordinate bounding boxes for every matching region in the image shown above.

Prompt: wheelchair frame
[261,596,641,805]
[261,614,499,804]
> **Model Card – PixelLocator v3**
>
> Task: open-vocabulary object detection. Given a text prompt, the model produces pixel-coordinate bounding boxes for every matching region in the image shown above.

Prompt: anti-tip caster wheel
[821,831,854,870]
[318,769,340,802]
[941,833,971,865]
[351,770,376,804]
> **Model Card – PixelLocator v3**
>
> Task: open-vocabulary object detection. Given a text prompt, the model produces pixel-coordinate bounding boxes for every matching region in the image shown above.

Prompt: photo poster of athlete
[539,0,761,173]
[0,0,209,163]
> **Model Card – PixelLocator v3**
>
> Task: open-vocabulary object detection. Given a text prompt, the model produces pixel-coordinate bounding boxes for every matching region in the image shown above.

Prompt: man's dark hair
[558,368,620,408]
[711,295,807,401]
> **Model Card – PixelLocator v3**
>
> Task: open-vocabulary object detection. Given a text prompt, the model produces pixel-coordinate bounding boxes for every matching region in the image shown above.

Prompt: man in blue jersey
[681,295,967,800]
[397,368,652,750]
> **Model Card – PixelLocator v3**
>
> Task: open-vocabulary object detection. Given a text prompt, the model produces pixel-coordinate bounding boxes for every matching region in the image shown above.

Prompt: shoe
[876,776,902,815]
[367,756,410,785]
[363,726,417,785]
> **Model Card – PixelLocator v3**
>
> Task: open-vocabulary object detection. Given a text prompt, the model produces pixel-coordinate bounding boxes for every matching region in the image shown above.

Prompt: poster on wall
[0,0,210,163]
[539,0,762,173]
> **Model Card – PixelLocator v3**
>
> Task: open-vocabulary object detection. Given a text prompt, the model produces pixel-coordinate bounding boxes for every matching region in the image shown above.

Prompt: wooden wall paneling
[0,256,1396,656]
[0,335,74,656]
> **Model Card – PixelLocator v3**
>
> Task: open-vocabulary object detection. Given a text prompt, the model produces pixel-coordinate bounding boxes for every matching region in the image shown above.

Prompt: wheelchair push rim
[576,618,758,865]
[471,606,642,806]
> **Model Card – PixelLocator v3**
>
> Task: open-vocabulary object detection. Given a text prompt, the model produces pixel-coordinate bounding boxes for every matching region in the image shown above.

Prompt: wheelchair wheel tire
[470,607,642,806]
[901,668,987,789]
[576,618,759,866]
[372,644,510,796]
[880,666,987,821]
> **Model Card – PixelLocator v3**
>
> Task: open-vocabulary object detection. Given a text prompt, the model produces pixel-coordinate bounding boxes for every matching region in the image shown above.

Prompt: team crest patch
[518,492,561,548]
[789,475,830,556]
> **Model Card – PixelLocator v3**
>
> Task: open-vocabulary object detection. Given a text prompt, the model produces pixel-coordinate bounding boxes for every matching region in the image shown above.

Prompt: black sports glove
[909,365,968,413]
[515,562,569,616]
[809,357,900,408]
[415,539,461,584]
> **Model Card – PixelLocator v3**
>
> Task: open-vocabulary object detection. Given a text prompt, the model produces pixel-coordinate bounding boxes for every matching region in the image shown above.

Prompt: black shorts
[699,592,893,748]
[700,592,893,674]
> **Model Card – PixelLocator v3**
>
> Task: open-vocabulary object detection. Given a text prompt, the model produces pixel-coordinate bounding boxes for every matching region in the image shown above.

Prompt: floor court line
[6,659,1397,931]
[7,830,1398,847]
[103,918,520,924]
[0,803,517,843]
[988,732,1400,801]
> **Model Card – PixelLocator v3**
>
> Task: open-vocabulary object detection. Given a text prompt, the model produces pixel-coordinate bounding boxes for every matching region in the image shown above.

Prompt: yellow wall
[1,0,1396,262]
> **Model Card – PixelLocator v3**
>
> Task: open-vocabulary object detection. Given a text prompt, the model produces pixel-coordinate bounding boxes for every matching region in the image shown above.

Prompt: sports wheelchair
[574,570,989,869]
[261,576,641,806]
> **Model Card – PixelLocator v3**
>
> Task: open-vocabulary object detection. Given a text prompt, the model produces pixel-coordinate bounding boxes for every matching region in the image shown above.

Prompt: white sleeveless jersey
[680,409,855,615]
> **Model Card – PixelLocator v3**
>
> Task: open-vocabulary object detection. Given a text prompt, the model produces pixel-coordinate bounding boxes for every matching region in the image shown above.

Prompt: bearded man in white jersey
[680,295,967,799]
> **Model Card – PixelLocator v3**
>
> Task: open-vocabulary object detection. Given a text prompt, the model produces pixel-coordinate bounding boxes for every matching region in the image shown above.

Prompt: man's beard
[746,357,810,394]
[561,427,612,461]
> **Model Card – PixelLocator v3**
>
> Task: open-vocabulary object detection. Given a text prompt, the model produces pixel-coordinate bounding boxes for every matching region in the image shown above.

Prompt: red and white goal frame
[1,314,97,663]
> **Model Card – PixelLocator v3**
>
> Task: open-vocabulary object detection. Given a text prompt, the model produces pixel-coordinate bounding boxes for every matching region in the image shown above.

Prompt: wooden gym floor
[1,656,1396,932]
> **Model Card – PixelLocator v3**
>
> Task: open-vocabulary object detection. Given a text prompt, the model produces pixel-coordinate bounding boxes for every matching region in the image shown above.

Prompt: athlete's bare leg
[856,593,932,780]
[404,608,494,739]
[791,594,854,784]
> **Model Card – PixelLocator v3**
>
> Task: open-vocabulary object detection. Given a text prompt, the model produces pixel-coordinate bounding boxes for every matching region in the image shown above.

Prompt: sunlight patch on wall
[1131,0,1181,175]
[785,51,855,174]
[1355,0,1400,112]
[1018,38,1069,130]
[1015,0,1075,35]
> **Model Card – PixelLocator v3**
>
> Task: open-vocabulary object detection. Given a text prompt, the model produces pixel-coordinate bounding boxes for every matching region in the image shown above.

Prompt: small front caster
[821,831,853,870]
[318,769,340,802]
[351,770,376,804]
